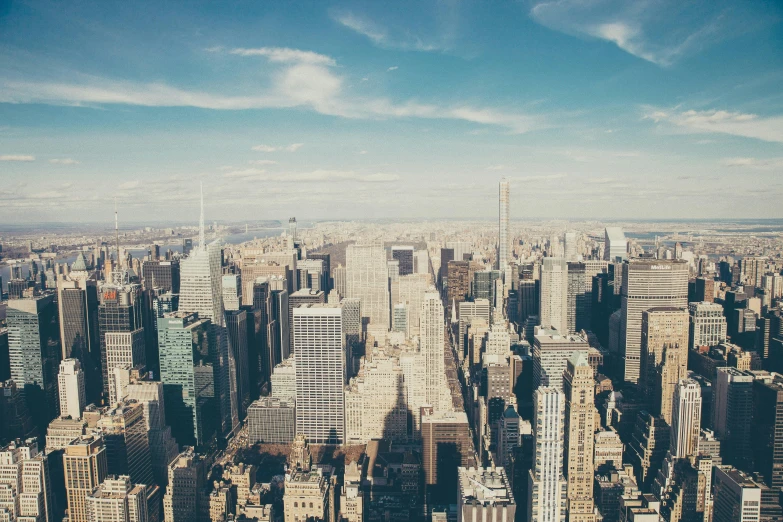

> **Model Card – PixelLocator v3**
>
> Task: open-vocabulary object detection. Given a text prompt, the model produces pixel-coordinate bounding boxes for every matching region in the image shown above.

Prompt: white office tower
[105,330,145,405]
[59,358,86,419]
[540,258,568,332]
[670,379,702,458]
[563,232,577,261]
[0,439,53,522]
[446,241,472,264]
[221,274,241,311]
[528,387,567,522]
[346,242,390,333]
[294,304,345,444]
[421,291,445,411]
[392,273,430,336]
[485,322,511,358]
[688,302,728,348]
[621,259,689,384]
[86,475,148,522]
[713,467,761,522]
[603,227,627,261]
[498,179,510,270]
[179,191,237,435]
[271,358,296,402]
[344,348,408,444]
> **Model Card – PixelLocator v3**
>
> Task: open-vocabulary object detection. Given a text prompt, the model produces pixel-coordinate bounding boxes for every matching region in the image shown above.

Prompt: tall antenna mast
[199,181,205,251]
[114,198,120,268]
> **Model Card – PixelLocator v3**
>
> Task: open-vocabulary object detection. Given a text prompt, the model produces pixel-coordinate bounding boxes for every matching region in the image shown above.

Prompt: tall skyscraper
[0,439,54,522]
[57,274,99,393]
[670,379,702,458]
[59,358,86,419]
[603,227,627,262]
[712,467,761,522]
[620,259,689,384]
[498,179,510,270]
[141,259,180,294]
[221,274,241,311]
[64,435,108,522]
[105,329,145,405]
[158,312,218,447]
[640,307,689,423]
[421,291,445,410]
[540,258,568,332]
[752,376,783,490]
[346,242,390,332]
[688,302,727,348]
[6,293,62,429]
[712,367,753,471]
[391,246,415,276]
[528,387,567,522]
[294,304,344,444]
[563,231,577,261]
[563,353,597,522]
[98,281,144,401]
[163,448,207,522]
[86,475,148,522]
[288,288,325,357]
[532,326,589,392]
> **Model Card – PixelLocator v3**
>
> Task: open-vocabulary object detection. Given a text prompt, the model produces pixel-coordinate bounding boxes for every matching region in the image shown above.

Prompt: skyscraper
[498,179,510,270]
[0,439,54,522]
[752,376,783,490]
[163,448,207,522]
[391,246,415,276]
[346,242,390,332]
[712,367,753,471]
[528,387,567,522]
[540,258,568,332]
[294,304,344,444]
[57,274,99,390]
[98,281,144,401]
[563,353,597,522]
[141,259,180,294]
[105,329,146,405]
[670,379,702,458]
[688,302,727,349]
[532,326,589,392]
[712,467,761,522]
[421,291,445,410]
[603,227,627,262]
[64,435,108,522]
[86,475,148,522]
[59,358,86,419]
[620,259,689,384]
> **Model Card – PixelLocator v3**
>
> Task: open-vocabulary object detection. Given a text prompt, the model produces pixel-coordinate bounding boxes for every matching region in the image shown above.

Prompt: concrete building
[670,379,702,458]
[287,288,326,356]
[86,475,148,522]
[221,274,241,311]
[540,258,568,333]
[421,409,475,488]
[64,435,108,522]
[346,242,391,332]
[247,397,295,444]
[0,439,54,522]
[594,429,624,469]
[59,358,86,420]
[271,358,296,402]
[294,304,344,444]
[604,227,627,262]
[532,327,589,392]
[712,367,753,471]
[528,387,567,522]
[105,329,146,405]
[620,259,689,384]
[283,469,328,522]
[457,466,516,522]
[712,467,761,522]
[392,246,415,276]
[688,302,727,349]
[421,291,446,411]
[163,448,207,522]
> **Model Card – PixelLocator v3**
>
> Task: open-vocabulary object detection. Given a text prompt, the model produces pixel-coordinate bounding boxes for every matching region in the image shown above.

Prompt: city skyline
[1,0,782,222]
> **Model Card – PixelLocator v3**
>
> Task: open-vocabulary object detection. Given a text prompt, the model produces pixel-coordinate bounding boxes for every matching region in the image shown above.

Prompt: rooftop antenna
[199,181,205,251]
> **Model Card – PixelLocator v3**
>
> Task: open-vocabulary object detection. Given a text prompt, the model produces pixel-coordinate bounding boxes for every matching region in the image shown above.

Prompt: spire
[199,181,205,251]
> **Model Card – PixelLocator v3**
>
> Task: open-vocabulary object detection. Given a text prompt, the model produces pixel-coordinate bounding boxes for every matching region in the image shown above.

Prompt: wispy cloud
[249,159,278,165]
[49,158,79,165]
[528,0,740,66]
[387,66,398,72]
[643,107,783,143]
[223,168,400,183]
[226,46,336,66]
[720,157,783,170]
[0,155,35,161]
[486,165,508,171]
[251,143,303,152]
[332,11,448,52]
[508,173,568,182]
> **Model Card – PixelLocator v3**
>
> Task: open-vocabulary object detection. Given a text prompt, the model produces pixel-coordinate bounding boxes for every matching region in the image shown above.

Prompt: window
[294,502,298,507]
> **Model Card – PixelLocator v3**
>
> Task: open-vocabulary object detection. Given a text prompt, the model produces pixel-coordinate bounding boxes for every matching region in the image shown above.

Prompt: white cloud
[0,155,35,161]
[508,173,568,182]
[486,165,507,171]
[720,157,783,170]
[227,47,336,66]
[249,159,278,165]
[644,107,783,144]
[49,158,79,165]
[251,143,303,152]
[357,150,368,155]
[118,180,140,190]
[528,0,730,66]
[222,168,399,183]
[332,11,446,52]
[387,66,398,72]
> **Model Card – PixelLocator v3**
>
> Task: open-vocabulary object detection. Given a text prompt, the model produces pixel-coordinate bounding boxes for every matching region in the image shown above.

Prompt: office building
[498,179,510,270]
[752,376,783,490]
[532,327,589,392]
[294,304,344,444]
[528,387,567,522]
[640,307,689,423]
[627,412,670,489]
[457,466,516,522]
[96,401,154,491]
[421,291,445,410]
[105,329,146,405]
[59,358,86,420]
[65,435,108,522]
[142,259,180,294]
[712,367,753,471]
[0,439,54,522]
[346,242,390,332]
[307,252,331,292]
[298,258,327,292]
[540,258,568,333]
[163,448,207,522]
[594,429,624,469]
[670,379,702,458]
[6,294,62,428]
[712,467,761,522]
[458,299,491,360]
[247,397,295,444]
[566,260,607,334]
[57,275,100,400]
[421,409,475,502]
[221,274,241,311]
[392,273,430,336]
[392,246,415,276]
[563,353,597,522]
[447,261,471,320]
[288,288,325,356]
[283,469,329,522]
[98,281,144,401]
[158,312,218,447]
[604,227,627,262]
[620,259,689,384]
[46,416,88,452]
[86,475,148,522]
[271,358,296,402]
[689,302,727,349]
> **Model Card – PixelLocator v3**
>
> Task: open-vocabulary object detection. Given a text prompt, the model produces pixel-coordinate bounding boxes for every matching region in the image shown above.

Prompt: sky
[1,0,782,223]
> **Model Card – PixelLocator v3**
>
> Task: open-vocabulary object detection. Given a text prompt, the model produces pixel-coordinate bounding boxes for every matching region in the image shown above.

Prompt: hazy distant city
[2,1,783,522]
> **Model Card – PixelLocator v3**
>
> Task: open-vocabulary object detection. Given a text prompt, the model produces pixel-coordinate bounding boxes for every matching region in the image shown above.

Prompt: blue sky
[1,0,782,223]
